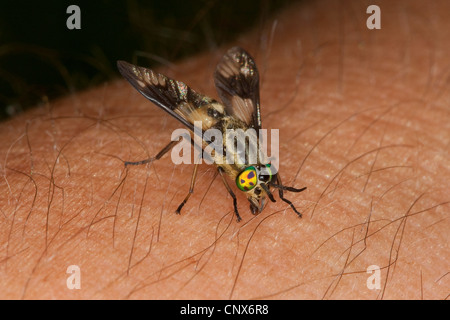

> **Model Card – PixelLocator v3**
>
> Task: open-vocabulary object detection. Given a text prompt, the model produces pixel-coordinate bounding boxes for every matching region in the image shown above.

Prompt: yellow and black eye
[236,166,257,191]
[258,164,273,182]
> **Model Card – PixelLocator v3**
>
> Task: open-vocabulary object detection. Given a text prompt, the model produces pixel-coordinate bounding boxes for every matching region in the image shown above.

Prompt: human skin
[0,0,448,299]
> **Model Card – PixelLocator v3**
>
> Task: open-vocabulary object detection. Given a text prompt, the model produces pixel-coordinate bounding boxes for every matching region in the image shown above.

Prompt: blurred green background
[0,0,297,121]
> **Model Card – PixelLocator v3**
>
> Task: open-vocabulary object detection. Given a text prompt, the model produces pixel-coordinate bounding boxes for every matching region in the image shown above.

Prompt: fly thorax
[224,127,260,166]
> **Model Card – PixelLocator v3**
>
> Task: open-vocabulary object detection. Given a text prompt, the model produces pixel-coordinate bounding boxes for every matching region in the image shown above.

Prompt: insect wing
[117,60,216,133]
[214,47,261,130]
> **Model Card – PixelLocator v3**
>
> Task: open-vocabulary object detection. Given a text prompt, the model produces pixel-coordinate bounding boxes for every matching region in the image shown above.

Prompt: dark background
[0,0,297,121]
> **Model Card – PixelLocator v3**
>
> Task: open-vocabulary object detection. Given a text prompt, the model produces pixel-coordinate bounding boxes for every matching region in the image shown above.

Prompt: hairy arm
[1,0,448,299]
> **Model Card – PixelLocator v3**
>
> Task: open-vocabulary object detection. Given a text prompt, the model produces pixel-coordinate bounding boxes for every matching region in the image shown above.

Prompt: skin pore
[0,0,448,299]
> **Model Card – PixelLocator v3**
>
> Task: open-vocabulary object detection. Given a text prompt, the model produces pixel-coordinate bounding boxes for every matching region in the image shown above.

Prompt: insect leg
[175,163,199,214]
[124,139,180,167]
[260,183,276,202]
[270,183,307,193]
[217,167,242,222]
[272,174,306,218]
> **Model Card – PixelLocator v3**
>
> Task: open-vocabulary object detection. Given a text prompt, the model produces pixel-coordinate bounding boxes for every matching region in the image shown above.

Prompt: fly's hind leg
[125,134,202,216]
[124,139,180,167]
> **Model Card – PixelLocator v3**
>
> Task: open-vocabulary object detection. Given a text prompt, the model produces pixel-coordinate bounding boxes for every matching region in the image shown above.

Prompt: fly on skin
[117,47,306,222]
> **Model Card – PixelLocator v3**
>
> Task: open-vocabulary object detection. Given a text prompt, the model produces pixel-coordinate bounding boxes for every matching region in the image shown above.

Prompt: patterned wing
[214,47,261,129]
[117,60,218,133]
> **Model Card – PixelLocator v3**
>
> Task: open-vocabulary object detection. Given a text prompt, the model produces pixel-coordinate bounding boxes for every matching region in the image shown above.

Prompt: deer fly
[117,47,306,221]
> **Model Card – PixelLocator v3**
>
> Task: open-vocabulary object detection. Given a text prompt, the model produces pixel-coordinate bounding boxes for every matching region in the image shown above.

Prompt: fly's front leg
[217,167,242,222]
[176,163,199,214]
[272,173,306,218]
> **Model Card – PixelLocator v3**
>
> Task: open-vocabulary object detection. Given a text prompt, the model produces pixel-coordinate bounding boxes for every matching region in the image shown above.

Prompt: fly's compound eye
[236,166,257,191]
[258,164,273,183]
